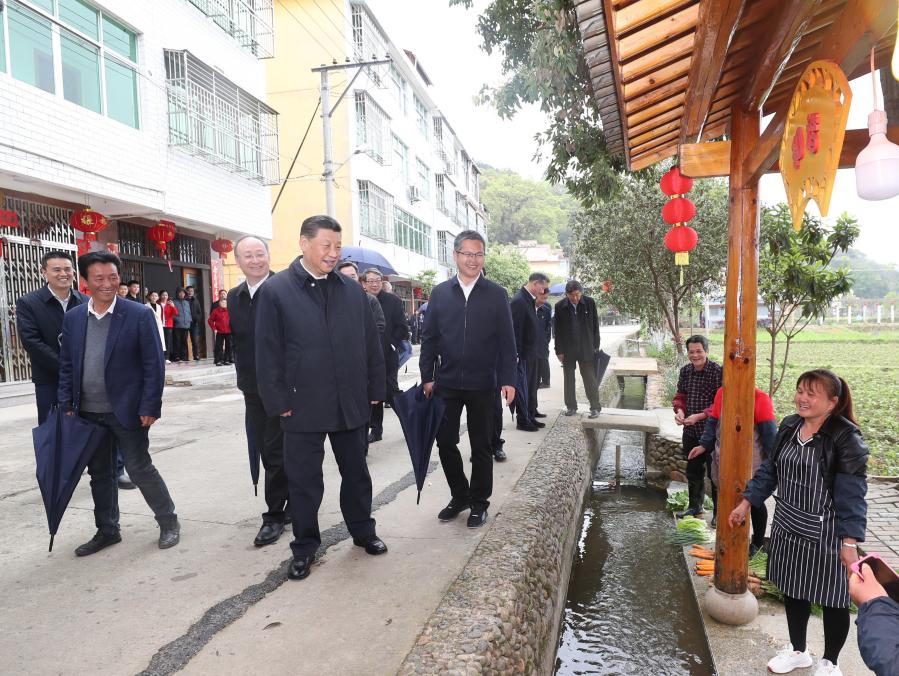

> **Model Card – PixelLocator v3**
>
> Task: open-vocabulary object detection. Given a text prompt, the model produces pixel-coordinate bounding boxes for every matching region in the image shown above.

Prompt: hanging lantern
[413,286,422,299]
[664,224,699,284]
[601,280,613,293]
[856,48,899,200]
[0,209,19,229]
[70,209,109,241]
[211,238,234,261]
[148,222,176,255]
[659,166,694,196]
[661,196,696,224]
[106,242,120,255]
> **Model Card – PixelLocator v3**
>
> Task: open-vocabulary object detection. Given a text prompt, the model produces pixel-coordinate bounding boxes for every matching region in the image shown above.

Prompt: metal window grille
[358,180,394,242]
[118,221,211,265]
[355,91,389,164]
[416,159,429,200]
[186,0,274,58]
[393,207,431,258]
[350,3,387,60]
[435,174,448,215]
[392,134,408,183]
[415,96,428,139]
[437,230,453,266]
[164,49,279,185]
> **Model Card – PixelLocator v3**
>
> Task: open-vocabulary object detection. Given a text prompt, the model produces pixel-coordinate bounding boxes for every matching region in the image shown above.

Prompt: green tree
[415,269,438,298]
[570,164,729,355]
[759,204,858,395]
[450,0,623,204]
[484,244,531,295]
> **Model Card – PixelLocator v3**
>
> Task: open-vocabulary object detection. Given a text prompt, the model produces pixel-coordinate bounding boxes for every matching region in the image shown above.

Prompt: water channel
[554,378,716,675]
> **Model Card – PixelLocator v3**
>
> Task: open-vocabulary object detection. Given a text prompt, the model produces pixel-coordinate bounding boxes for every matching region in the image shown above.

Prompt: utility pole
[313,58,391,217]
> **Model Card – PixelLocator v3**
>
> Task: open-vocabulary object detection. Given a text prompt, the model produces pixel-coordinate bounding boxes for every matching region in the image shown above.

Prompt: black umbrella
[508,358,529,416]
[393,384,446,504]
[595,349,611,386]
[244,411,260,496]
[33,406,108,551]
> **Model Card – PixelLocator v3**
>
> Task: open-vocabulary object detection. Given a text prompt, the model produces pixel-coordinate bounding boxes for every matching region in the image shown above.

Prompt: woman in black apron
[729,369,868,676]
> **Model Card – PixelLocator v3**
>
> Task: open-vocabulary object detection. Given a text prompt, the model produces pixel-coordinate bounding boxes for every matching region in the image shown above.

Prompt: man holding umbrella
[510,272,550,432]
[227,236,289,547]
[554,280,602,418]
[420,230,517,528]
[255,215,387,581]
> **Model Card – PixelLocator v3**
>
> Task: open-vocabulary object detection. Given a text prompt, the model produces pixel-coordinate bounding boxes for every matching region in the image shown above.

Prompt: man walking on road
[420,230,517,528]
[554,280,602,418]
[228,236,290,547]
[363,268,409,443]
[58,252,180,556]
[510,273,550,431]
[185,285,203,360]
[536,289,552,390]
[255,215,387,581]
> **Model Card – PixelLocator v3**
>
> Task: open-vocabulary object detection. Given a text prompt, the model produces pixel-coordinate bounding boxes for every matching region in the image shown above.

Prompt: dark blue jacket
[15,286,87,384]
[743,413,869,540]
[58,298,165,430]
[536,303,552,359]
[510,286,538,359]
[228,273,274,395]
[553,295,600,357]
[419,275,516,392]
[856,596,899,675]
[254,258,385,433]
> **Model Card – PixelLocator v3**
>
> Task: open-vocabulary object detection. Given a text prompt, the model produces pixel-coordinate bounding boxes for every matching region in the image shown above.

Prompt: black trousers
[282,426,375,558]
[513,356,539,424]
[34,382,57,426]
[683,428,716,513]
[562,350,600,411]
[189,323,201,359]
[435,387,494,511]
[214,332,233,363]
[784,595,850,663]
[244,390,289,523]
[537,357,550,387]
[491,389,505,451]
[172,328,189,361]
[370,351,399,435]
[163,327,173,359]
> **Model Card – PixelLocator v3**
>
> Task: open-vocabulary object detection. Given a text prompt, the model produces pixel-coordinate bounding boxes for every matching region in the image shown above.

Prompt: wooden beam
[614,0,694,34]
[680,140,732,177]
[680,0,747,144]
[743,0,821,112]
[622,54,691,99]
[630,144,678,171]
[628,104,684,138]
[602,0,632,168]
[627,92,685,127]
[742,0,898,186]
[617,4,700,61]
[624,74,689,114]
[621,33,693,82]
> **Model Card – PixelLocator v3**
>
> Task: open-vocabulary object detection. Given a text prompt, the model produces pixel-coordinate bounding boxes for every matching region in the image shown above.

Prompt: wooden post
[714,104,760,600]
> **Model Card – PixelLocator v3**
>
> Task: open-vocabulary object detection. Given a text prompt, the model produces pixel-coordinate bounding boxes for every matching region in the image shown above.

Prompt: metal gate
[0,197,77,383]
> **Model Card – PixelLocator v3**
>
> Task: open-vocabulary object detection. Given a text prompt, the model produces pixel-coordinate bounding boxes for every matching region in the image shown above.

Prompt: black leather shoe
[353,534,388,555]
[675,508,703,519]
[493,448,507,462]
[533,420,546,428]
[288,555,313,580]
[563,409,577,416]
[534,411,547,418]
[438,499,470,521]
[467,509,488,528]
[158,520,181,549]
[367,432,382,443]
[75,530,121,557]
[588,409,601,419]
[516,422,539,431]
[710,515,717,528]
[254,521,284,547]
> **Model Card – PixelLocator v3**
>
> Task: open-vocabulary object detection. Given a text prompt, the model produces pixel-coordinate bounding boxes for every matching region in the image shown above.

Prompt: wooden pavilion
[572,0,898,622]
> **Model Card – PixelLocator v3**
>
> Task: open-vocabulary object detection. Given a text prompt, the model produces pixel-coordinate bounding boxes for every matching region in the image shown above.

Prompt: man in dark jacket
[850,561,899,676]
[58,251,179,556]
[15,251,87,424]
[420,230,517,528]
[255,215,387,581]
[228,236,289,547]
[536,290,552,389]
[553,280,601,418]
[510,272,549,431]
[362,268,409,443]
[337,261,385,336]
[124,279,142,303]
[185,285,203,360]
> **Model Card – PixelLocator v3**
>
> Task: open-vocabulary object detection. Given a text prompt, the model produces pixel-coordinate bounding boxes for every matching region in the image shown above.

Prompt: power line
[311,0,348,41]
[290,0,349,58]
[272,97,323,214]
[274,0,339,61]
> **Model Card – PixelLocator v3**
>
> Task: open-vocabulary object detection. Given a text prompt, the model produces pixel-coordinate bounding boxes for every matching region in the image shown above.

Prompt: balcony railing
[186,0,275,58]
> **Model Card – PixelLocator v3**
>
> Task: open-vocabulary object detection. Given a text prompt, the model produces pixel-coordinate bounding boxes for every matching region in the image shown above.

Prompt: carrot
[690,551,715,560]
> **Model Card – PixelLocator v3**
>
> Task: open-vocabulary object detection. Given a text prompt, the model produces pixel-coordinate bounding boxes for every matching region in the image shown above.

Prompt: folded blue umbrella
[594,349,611,385]
[244,410,261,496]
[393,384,446,504]
[397,340,413,368]
[33,406,108,552]
[508,359,529,416]
[340,247,398,276]
[549,282,567,295]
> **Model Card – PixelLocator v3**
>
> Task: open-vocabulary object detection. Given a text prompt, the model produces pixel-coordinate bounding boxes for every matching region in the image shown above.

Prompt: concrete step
[579,407,662,433]
[0,382,36,409]
[166,361,236,387]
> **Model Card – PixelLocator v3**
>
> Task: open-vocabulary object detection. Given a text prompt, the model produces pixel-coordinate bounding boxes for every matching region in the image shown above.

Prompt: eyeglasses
[364,278,383,285]
[455,251,485,261]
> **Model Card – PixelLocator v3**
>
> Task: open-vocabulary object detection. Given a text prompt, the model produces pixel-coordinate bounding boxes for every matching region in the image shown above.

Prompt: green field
[673,327,899,476]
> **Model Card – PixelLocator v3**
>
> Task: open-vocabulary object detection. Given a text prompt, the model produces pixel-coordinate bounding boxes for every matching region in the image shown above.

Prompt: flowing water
[555,378,715,675]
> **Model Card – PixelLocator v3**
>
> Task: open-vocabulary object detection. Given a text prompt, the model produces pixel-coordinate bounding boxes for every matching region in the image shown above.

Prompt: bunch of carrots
[689,546,763,595]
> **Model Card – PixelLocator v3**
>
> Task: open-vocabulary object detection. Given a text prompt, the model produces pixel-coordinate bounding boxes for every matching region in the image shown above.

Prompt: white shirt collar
[247,276,268,298]
[457,274,478,300]
[88,294,117,320]
[301,259,328,280]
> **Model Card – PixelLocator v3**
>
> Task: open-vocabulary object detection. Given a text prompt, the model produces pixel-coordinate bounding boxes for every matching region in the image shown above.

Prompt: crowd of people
[13,221,898,674]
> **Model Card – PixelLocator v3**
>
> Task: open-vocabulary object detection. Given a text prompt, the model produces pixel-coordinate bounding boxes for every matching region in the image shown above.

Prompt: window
[414,95,428,138]
[392,134,409,183]
[186,0,273,58]
[394,207,432,257]
[0,5,7,73]
[4,0,140,127]
[416,158,430,200]
[358,180,394,241]
[456,192,467,227]
[351,4,388,62]
[165,49,280,185]
[389,64,407,115]
[437,231,453,266]
[435,174,447,215]
[355,91,389,164]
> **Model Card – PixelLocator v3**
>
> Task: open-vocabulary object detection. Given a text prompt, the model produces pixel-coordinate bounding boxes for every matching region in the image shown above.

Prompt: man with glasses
[362,268,409,444]
[420,231,517,528]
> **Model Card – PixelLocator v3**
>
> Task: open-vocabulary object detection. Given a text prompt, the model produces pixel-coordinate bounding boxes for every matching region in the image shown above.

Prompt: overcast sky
[365,0,899,266]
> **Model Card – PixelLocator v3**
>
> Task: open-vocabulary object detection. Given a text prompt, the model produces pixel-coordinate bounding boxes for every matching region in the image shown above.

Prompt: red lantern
[0,209,20,229]
[661,196,696,224]
[106,242,120,255]
[413,287,422,299]
[659,166,694,196]
[70,209,109,241]
[148,222,176,255]
[664,224,698,266]
[211,238,234,261]
[601,280,613,293]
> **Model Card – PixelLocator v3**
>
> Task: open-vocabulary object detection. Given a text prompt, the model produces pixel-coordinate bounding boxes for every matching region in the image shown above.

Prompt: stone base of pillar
[704,585,759,626]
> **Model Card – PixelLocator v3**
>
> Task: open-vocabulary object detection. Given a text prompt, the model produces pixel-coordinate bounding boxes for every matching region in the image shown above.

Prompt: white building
[0,0,278,381]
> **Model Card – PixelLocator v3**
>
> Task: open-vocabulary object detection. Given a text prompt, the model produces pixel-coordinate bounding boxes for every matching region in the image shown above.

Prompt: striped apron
[767,427,849,608]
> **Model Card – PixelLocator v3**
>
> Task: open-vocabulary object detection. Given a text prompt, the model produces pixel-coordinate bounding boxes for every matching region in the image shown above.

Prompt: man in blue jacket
[255,215,387,581]
[58,252,179,556]
[510,272,550,431]
[420,230,517,528]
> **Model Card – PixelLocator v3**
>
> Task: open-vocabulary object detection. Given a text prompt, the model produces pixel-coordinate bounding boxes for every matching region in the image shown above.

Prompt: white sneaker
[813,659,842,676]
[767,643,813,673]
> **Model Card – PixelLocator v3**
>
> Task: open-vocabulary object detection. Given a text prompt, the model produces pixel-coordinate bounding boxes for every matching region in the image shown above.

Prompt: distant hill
[831,248,899,299]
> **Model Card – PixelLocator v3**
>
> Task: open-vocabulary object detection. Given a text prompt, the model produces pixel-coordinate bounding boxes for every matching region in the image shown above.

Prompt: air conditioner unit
[408,185,421,203]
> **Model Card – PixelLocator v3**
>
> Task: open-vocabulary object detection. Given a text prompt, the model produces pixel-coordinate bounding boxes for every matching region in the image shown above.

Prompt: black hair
[119,282,128,289]
[78,251,121,279]
[337,260,358,272]
[40,250,74,269]
[529,272,550,284]
[126,279,140,287]
[185,285,195,291]
[564,280,582,294]
[300,215,342,239]
[684,334,709,352]
[796,369,857,426]
[175,287,187,297]
[453,230,485,251]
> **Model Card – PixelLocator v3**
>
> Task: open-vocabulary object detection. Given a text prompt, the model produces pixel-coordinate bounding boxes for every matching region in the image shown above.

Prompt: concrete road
[0,325,637,676]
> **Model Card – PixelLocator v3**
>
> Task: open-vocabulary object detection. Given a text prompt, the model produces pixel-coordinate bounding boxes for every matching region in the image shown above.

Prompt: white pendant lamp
[856,48,899,200]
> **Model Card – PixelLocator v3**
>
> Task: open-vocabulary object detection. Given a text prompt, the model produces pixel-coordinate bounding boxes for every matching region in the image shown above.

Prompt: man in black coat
[420,230,517,528]
[536,290,552,389]
[509,272,550,431]
[228,236,290,547]
[553,280,601,418]
[255,215,387,581]
[185,285,203,360]
[15,250,87,424]
[362,267,409,443]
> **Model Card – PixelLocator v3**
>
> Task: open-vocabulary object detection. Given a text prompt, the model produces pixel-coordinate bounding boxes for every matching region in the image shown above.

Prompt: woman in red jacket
[160,290,178,363]
[207,298,232,366]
